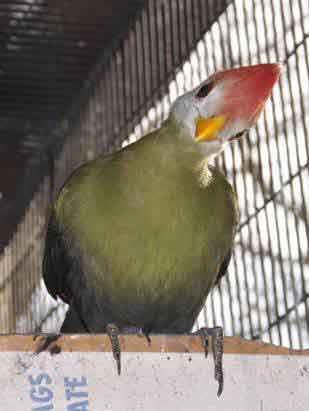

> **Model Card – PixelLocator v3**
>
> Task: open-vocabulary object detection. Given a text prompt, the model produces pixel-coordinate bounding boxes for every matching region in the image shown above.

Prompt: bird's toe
[106,323,121,375]
[34,334,62,355]
[195,326,224,397]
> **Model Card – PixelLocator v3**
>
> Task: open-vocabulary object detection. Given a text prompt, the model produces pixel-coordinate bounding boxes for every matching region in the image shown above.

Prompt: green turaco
[41,64,281,395]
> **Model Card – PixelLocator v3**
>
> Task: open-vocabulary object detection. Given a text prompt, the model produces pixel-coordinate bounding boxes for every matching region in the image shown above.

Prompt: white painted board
[1,351,308,410]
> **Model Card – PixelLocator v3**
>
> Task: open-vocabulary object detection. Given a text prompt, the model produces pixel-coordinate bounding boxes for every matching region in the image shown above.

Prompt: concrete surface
[0,350,308,410]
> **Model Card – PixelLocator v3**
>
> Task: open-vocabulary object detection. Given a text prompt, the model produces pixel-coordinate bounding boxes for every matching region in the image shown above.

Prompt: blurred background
[0,0,308,349]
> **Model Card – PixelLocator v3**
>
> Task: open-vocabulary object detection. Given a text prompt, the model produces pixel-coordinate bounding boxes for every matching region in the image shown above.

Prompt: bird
[40,63,281,396]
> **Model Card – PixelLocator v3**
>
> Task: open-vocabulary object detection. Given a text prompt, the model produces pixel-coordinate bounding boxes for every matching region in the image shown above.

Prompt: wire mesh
[0,0,308,348]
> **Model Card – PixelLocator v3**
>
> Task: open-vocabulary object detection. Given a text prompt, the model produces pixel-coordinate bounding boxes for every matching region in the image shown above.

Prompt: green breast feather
[55,123,238,318]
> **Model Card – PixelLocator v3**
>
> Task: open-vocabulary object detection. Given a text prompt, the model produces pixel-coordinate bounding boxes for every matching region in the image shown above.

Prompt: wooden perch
[0,334,308,355]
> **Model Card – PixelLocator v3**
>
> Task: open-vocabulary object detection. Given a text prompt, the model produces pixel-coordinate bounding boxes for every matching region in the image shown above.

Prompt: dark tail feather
[61,306,88,333]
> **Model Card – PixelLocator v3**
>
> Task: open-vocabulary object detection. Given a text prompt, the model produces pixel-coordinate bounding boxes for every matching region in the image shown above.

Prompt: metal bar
[0,81,76,92]
[115,49,125,134]
[129,26,138,119]
[0,93,68,103]
[105,60,113,151]
[0,33,99,49]
[229,0,276,344]
[162,1,172,89]
[184,0,193,57]
[203,2,220,330]
[262,5,304,348]
[134,16,142,126]
[0,16,100,39]
[0,110,61,120]
[297,1,309,71]
[144,0,154,106]
[0,44,99,59]
[110,51,121,148]
[253,292,309,341]
[92,76,103,152]
[0,12,108,31]
[0,0,143,16]
[245,0,292,345]
[223,2,258,337]
[148,0,159,106]
[0,55,96,70]
[101,62,112,153]
[220,1,249,339]
[0,35,102,52]
[0,88,73,99]
[0,109,66,121]
[0,68,85,80]
[122,36,131,126]
[0,13,100,28]
[249,0,278,341]
[245,0,307,347]
[277,0,309,340]
[91,0,232,131]
[155,1,164,94]
[138,10,148,129]
[153,0,163,125]
[140,6,151,103]
[238,160,309,231]
[168,0,178,72]
[204,2,236,335]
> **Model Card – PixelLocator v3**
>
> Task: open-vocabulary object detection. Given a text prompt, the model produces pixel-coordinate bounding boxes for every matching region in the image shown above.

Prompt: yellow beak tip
[195,115,226,142]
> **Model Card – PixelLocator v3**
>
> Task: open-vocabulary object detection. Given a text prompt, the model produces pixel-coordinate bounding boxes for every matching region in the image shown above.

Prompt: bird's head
[170,63,281,157]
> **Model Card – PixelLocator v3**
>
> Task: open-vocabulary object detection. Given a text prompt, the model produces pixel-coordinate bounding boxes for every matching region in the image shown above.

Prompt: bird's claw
[196,326,224,397]
[106,324,121,375]
[144,332,152,346]
[34,334,62,355]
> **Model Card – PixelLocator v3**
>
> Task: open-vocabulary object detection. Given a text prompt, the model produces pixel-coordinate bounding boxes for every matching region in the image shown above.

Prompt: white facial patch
[193,80,227,119]
[170,90,199,139]
[169,77,251,159]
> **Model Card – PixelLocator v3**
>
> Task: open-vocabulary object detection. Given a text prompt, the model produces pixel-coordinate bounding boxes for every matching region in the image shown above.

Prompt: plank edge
[0,335,308,355]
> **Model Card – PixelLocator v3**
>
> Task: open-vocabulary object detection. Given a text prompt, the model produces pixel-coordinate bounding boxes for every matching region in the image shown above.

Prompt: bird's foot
[106,324,121,375]
[144,332,151,346]
[195,326,224,397]
[34,334,62,355]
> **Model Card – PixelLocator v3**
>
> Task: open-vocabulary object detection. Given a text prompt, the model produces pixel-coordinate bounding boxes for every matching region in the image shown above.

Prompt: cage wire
[0,0,308,349]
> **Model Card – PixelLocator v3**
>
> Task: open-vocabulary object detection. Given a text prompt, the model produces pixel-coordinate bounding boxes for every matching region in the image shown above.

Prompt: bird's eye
[196,82,214,98]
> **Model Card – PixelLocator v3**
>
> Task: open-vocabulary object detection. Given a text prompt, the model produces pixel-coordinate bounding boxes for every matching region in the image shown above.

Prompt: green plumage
[43,118,238,333]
